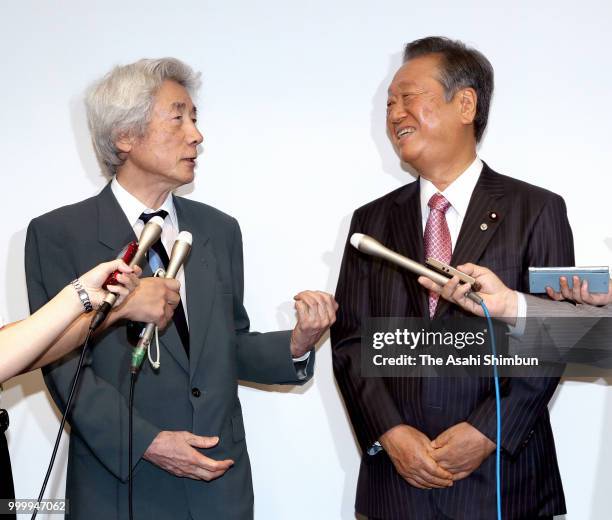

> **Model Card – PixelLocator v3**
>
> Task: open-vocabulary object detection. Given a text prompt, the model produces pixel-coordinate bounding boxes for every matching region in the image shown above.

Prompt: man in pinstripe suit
[331,36,572,519]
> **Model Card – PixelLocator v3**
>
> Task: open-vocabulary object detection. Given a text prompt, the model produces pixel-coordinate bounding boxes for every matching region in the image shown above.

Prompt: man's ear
[115,131,134,154]
[456,87,477,125]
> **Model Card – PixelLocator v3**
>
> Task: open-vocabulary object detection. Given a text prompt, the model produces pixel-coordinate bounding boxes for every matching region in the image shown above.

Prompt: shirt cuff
[507,291,527,337]
[292,351,312,380]
[367,441,383,456]
[292,351,311,362]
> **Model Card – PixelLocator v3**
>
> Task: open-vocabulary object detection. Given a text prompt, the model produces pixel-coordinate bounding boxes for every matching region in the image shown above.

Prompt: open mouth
[183,157,197,164]
[397,127,416,139]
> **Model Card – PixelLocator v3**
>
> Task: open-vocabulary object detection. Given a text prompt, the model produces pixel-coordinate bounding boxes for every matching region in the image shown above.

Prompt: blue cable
[480,301,502,520]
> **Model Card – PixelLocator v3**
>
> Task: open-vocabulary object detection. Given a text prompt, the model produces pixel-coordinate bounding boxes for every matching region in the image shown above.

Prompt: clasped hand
[380,422,495,489]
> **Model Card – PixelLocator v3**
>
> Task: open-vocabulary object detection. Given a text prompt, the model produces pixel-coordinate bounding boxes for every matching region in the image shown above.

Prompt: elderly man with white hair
[25,58,337,520]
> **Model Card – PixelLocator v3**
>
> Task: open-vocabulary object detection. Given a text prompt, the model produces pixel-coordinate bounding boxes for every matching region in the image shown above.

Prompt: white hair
[85,57,201,176]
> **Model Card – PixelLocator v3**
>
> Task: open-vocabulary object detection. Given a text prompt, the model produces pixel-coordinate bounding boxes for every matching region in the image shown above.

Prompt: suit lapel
[434,163,507,318]
[97,183,192,373]
[388,180,428,316]
[174,197,216,382]
[97,183,138,251]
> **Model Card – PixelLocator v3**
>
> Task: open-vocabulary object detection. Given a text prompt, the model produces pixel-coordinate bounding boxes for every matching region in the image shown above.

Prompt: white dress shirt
[419,157,483,250]
[110,177,189,326]
[419,156,526,332]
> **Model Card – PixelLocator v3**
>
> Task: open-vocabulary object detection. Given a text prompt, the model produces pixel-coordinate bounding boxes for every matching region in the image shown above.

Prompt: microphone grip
[89,293,118,331]
[466,291,484,305]
[131,323,156,373]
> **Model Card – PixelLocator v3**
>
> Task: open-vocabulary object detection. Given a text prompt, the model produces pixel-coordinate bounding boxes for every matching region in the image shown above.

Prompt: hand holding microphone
[90,216,166,331]
[79,261,142,309]
[113,278,181,329]
[131,231,192,373]
[350,233,483,305]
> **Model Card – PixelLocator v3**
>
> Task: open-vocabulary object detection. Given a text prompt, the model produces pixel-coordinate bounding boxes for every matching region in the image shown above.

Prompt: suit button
[191,387,201,398]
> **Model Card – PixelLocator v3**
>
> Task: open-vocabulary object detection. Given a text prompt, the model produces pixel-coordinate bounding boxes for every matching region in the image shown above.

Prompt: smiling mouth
[397,127,416,139]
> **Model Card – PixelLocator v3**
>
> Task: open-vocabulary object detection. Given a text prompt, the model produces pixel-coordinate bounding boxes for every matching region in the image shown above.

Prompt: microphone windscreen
[176,231,193,245]
[350,233,365,250]
[149,216,165,229]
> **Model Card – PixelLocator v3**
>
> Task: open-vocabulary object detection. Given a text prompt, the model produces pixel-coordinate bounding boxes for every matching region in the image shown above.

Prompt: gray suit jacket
[25,184,313,519]
[512,295,612,367]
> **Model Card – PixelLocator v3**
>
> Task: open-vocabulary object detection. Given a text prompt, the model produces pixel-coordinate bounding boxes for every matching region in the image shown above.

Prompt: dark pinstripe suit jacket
[331,163,574,519]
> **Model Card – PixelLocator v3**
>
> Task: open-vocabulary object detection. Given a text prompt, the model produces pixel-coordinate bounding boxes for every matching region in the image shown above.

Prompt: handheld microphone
[89,216,166,331]
[350,233,483,305]
[131,231,193,373]
[104,241,139,287]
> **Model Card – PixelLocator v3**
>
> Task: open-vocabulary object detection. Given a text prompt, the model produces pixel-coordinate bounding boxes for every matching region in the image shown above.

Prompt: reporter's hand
[143,431,234,481]
[546,276,612,306]
[113,277,181,329]
[290,291,339,358]
[379,425,453,489]
[80,259,141,309]
[418,263,518,324]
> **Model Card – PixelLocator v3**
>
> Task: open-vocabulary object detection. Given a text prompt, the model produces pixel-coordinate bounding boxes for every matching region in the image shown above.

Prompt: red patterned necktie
[424,193,452,317]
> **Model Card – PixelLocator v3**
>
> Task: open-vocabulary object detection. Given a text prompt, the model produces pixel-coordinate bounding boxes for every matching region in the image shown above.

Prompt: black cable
[31,327,93,520]
[128,372,136,520]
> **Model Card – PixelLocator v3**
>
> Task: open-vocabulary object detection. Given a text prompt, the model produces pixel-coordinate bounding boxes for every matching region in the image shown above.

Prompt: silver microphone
[350,233,483,305]
[130,216,166,269]
[131,231,193,373]
[90,216,166,331]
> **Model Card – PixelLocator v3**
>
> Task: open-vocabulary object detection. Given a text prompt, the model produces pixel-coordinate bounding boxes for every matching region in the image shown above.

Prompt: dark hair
[403,36,494,142]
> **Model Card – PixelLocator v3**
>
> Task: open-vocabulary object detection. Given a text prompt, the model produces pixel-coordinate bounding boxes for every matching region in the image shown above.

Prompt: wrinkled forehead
[154,80,198,114]
[387,55,443,95]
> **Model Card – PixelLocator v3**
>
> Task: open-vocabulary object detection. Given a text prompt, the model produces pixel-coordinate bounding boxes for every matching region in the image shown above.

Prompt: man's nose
[188,124,203,146]
[388,103,407,124]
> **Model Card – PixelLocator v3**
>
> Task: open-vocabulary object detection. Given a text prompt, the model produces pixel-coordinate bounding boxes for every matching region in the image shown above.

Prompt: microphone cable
[128,266,164,520]
[128,372,136,520]
[480,301,502,520]
[31,326,93,520]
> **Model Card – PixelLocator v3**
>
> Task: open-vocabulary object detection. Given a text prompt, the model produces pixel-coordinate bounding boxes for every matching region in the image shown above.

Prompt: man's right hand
[379,424,453,489]
[418,263,518,324]
[112,277,181,328]
[143,431,234,481]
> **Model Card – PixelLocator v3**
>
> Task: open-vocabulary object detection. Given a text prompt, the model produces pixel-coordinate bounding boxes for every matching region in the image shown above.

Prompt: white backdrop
[1,1,611,518]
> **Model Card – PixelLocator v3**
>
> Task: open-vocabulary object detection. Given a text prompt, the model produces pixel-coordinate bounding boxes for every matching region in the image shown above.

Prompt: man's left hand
[431,422,495,481]
[290,291,338,358]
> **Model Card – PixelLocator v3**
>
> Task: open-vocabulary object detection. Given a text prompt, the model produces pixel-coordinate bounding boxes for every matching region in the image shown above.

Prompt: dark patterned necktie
[139,210,190,355]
